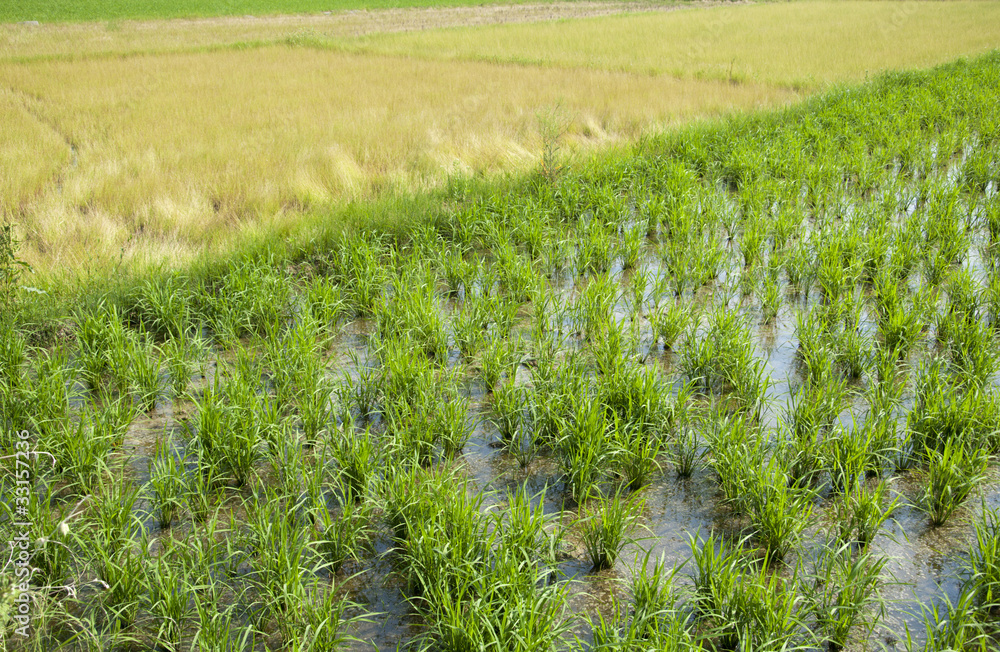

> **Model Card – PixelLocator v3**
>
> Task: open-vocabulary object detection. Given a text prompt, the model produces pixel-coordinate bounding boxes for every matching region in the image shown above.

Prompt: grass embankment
[3,49,1000,650]
[2,1,999,277]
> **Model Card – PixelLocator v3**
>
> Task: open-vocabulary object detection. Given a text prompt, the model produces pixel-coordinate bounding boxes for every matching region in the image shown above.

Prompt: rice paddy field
[3,1,1000,275]
[2,32,1000,649]
[4,1,1000,651]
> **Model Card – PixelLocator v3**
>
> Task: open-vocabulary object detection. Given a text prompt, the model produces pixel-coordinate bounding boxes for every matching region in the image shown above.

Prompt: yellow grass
[0,45,793,273]
[339,1,1000,87]
[0,88,70,220]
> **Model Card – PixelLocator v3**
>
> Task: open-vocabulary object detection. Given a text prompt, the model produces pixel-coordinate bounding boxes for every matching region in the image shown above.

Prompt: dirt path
[1,2,715,61]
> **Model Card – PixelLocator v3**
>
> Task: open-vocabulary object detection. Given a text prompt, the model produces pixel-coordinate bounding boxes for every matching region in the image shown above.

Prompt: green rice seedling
[677,326,715,392]
[861,412,901,476]
[451,302,485,361]
[130,275,193,340]
[492,294,524,340]
[761,269,782,324]
[591,317,637,377]
[945,314,998,387]
[875,293,922,360]
[202,257,294,340]
[794,309,836,385]
[624,266,649,320]
[441,248,471,298]
[739,264,759,299]
[626,548,684,638]
[56,415,112,495]
[380,463,450,544]
[507,429,540,470]
[245,489,316,619]
[669,423,703,478]
[330,424,379,502]
[385,395,440,466]
[497,484,561,569]
[303,273,346,327]
[435,389,473,460]
[340,352,380,422]
[17,346,72,440]
[574,272,618,341]
[826,426,878,494]
[316,494,374,574]
[397,477,492,598]
[725,350,772,423]
[74,302,113,389]
[695,232,727,289]
[297,366,336,446]
[743,457,815,561]
[543,235,573,278]
[186,375,226,464]
[491,380,528,443]
[599,349,663,430]
[192,592,257,652]
[985,268,1000,331]
[591,579,698,650]
[148,436,186,529]
[528,280,553,338]
[576,487,645,571]
[740,218,767,272]
[101,318,132,395]
[707,414,766,508]
[834,326,871,381]
[661,240,698,298]
[496,243,538,304]
[214,373,266,487]
[611,417,663,492]
[650,266,673,305]
[786,372,849,443]
[808,542,889,651]
[186,459,224,523]
[688,530,805,648]
[906,590,988,652]
[479,335,522,393]
[577,221,614,276]
[284,579,366,652]
[906,357,1000,455]
[146,545,196,649]
[784,238,812,295]
[923,247,955,289]
[963,505,1000,612]
[557,398,610,503]
[650,300,692,351]
[831,479,899,549]
[921,439,989,527]
[621,224,645,272]
[81,479,142,588]
[127,331,161,412]
[161,331,206,398]
[414,548,572,652]
[100,538,147,629]
[639,194,666,238]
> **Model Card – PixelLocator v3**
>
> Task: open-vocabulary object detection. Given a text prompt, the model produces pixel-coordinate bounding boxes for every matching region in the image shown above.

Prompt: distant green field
[2,0,548,23]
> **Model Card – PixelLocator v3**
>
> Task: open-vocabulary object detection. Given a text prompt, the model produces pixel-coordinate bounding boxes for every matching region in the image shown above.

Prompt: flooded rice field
[3,52,1000,651]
